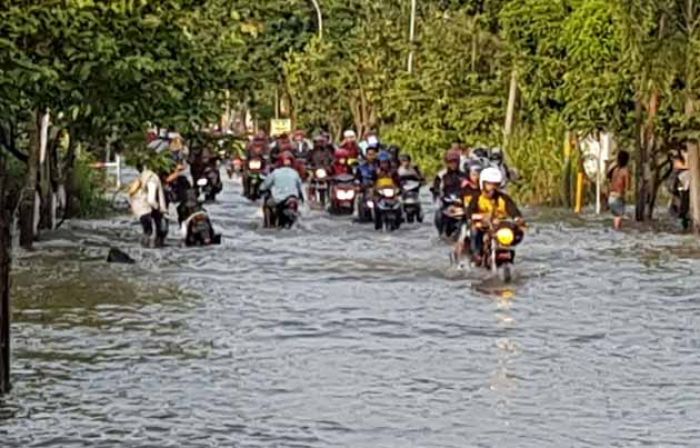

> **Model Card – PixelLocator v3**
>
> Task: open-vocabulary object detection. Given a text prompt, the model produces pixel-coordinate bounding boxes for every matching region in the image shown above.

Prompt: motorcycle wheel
[374,212,383,231]
[406,211,415,224]
[500,265,513,283]
[417,209,424,223]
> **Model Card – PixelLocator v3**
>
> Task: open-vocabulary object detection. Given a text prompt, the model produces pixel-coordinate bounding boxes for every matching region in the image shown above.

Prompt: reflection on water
[2,174,700,447]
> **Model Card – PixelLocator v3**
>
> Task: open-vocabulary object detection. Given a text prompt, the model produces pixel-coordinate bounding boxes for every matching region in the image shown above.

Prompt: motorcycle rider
[308,134,333,169]
[489,147,517,187]
[163,135,190,205]
[467,167,524,265]
[462,161,482,205]
[356,146,380,187]
[375,150,400,188]
[330,148,353,177]
[261,151,305,223]
[292,130,312,161]
[129,160,168,248]
[452,161,483,263]
[397,153,425,185]
[340,130,361,163]
[431,149,466,201]
[246,131,269,159]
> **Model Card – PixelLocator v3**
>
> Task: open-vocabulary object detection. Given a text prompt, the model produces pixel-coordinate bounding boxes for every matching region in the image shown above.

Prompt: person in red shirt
[340,130,360,161]
[329,148,353,177]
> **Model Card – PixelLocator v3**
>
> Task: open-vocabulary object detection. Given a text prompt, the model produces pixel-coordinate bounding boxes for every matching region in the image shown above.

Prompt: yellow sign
[270,119,292,137]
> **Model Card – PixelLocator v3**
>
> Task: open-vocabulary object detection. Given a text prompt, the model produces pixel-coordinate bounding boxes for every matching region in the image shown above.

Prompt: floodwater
[2,174,700,447]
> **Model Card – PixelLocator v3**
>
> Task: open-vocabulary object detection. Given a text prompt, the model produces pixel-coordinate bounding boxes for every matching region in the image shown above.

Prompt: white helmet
[480,167,503,190]
[343,129,356,139]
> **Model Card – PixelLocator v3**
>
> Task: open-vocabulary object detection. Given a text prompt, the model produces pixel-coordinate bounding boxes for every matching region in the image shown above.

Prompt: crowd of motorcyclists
[128,127,527,276]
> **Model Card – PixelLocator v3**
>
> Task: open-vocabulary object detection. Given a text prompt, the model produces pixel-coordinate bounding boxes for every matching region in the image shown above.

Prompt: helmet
[279,151,295,165]
[378,151,392,163]
[490,148,504,163]
[387,145,400,157]
[466,161,483,174]
[367,135,380,149]
[445,149,461,163]
[473,147,489,159]
[480,167,503,190]
[343,129,357,140]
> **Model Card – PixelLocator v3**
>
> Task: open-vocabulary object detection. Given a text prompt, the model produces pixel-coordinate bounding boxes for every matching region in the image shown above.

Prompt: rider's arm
[296,174,305,203]
[261,171,274,191]
[430,175,441,197]
[503,195,523,220]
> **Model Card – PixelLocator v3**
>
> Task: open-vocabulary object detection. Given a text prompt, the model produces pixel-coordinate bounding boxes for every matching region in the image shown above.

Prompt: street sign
[270,119,292,137]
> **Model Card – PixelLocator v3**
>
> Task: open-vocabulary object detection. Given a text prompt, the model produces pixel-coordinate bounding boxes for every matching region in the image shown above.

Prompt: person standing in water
[607,150,630,230]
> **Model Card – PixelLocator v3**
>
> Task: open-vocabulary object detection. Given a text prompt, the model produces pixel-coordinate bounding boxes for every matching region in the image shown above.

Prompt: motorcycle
[264,195,300,229]
[356,183,375,223]
[307,166,330,208]
[374,185,402,232]
[479,220,524,283]
[165,175,191,205]
[197,165,222,202]
[178,181,221,246]
[435,194,465,239]
[400,180,423,223]
[243,157,266,201]
[329,174,356,215]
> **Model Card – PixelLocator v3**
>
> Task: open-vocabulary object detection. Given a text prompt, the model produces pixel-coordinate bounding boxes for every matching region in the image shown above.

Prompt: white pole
[310,0,323,39]
[408,0,417,73]
[116,154,122,189]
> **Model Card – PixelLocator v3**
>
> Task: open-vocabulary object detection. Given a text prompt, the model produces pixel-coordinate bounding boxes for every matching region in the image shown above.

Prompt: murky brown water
[2,175,700,447]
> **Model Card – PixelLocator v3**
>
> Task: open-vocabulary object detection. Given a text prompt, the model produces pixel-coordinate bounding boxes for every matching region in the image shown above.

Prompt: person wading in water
[607,150,631,230]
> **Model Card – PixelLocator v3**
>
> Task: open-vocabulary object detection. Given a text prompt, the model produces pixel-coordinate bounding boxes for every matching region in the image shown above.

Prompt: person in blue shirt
[261,151,305,210]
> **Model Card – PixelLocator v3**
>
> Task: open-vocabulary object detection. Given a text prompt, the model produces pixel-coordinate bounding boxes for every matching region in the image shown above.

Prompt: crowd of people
[127,128,528,269]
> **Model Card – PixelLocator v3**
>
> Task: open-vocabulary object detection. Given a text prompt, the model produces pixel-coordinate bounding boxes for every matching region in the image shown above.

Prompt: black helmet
[490,148,504,163]
[472,147,489,159]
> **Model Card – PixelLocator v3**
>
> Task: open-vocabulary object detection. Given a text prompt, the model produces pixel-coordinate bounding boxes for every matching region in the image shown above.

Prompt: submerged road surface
[3,174,700,447]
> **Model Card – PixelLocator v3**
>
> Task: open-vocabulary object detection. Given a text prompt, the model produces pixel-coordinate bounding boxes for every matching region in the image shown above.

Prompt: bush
[72,154,111,218]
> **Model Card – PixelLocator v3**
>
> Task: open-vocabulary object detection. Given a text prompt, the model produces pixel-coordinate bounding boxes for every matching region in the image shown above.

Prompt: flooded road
[3,175,700,447]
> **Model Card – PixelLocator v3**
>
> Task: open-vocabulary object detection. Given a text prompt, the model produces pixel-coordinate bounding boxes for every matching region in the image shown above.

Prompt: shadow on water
[3,172,700,447]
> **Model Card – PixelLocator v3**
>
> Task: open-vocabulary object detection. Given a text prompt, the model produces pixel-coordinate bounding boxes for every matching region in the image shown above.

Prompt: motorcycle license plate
[496,251,513,262]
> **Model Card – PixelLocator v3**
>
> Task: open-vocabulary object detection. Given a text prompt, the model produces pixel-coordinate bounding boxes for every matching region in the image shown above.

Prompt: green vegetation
[2,0,700,227]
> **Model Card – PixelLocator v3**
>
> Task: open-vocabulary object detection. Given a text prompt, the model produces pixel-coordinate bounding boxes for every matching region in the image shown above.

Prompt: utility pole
[0,156,10,394]
[310,0,323,39]
[407,0,417,73]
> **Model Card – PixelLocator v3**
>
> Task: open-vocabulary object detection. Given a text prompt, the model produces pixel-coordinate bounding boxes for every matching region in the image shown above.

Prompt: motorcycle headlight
[381,188,395,198]
[367,200,374,209]
[197,178,208,187]
[249,160,262,170]
[337,190,355,200]
[496,227,515,246]
[315,168,327,179]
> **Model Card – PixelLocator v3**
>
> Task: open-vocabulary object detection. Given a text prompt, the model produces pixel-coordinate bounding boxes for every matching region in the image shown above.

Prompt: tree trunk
[38,112,53,230]
[19,110,41,249]
[0,155,11,394]
[634,98,647,222]
[688,141,700,234]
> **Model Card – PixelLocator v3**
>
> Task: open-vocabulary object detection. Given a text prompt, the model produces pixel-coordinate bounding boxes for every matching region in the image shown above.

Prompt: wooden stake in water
[0,157,11,394]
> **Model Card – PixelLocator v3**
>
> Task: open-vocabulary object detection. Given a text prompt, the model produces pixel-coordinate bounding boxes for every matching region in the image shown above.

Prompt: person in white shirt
[129,162,168,247]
